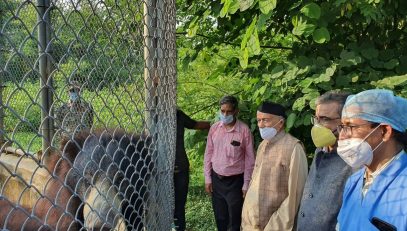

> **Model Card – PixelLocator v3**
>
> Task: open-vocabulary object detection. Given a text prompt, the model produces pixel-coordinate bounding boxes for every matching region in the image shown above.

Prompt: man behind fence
[55,82,94,138]
[241,102,308,231]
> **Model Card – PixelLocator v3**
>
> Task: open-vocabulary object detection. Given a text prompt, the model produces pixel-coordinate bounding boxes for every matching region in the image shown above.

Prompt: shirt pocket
[226,136,243,158]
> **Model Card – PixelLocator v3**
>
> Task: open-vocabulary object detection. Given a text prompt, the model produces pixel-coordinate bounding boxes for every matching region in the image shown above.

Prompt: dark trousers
[211,170,244,231]
[174,169,189,231]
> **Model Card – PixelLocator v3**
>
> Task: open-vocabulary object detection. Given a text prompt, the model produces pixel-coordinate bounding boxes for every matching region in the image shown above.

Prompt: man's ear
[278,119,285,132]
[382,124,393,142]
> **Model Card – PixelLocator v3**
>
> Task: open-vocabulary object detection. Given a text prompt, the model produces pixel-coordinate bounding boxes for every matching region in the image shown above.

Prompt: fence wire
[0,0,177,230]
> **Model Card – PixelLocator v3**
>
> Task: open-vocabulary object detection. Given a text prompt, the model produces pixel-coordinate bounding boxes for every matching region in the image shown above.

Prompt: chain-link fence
[0,0,176,230]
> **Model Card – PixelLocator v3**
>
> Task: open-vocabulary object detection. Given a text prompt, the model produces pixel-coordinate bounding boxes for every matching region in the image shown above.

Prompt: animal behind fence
[0,129,153,231]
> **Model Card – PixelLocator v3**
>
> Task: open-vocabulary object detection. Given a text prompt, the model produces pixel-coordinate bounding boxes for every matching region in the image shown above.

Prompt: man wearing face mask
[241,102,308,231]
[204,95,255,231]
[297,91,353,231]
[55,81,94,139]
[336,89,407,230]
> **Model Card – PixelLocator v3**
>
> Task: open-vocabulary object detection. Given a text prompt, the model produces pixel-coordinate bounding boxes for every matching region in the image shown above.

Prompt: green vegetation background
[3,0,407,230]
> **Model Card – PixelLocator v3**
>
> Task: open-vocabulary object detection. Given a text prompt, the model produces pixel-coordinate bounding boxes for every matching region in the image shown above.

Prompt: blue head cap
[342,89,407,132]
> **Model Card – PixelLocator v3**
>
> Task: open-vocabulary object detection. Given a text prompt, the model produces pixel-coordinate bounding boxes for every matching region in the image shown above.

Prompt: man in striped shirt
[204,95,255,231]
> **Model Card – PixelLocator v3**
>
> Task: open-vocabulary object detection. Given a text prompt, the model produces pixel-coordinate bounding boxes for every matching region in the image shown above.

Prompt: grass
[1,81,145,151]
[7,131,42,152]
[185,150,216,231]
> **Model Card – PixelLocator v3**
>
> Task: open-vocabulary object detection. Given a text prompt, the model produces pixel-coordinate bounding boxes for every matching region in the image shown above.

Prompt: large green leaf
[361,47,379,60]
[286,112,297,130]
[339,50,362,67]
[293,97,306,111]
[241,17,260,56]
[300,78,313,88]
[241,17,257,49]
[221,0,240,16]
[292,15,316,36]
[239,48,249,69]
[239,0,255,11]
[187,24,198,37]
[312,27,330,43]
[284,67,300,81]
[247,27,261,55]
[220,0,232,17]
[257,12,272,30]
[371,75,407,89]
[336,74,352,87]
[270,65,285,79]
[300,3,321,19]
[259,0,277,14]
[303,113,312,126]
[229,0,240,14]
[257,85,267,95]
[187,16,199,37]
[315,65,336,83]
[383,59,399,70]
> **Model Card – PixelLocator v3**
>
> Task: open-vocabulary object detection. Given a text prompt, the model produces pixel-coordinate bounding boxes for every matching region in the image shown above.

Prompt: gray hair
[316,90,351,115]
[219,95,238,110]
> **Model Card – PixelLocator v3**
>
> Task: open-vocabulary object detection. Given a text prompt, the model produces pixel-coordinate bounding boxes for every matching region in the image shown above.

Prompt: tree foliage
[177,0,407,152]
[1,1,144,90]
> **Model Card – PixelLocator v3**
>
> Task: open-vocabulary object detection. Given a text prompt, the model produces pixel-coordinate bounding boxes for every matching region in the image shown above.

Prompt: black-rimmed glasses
[337,123,373,135]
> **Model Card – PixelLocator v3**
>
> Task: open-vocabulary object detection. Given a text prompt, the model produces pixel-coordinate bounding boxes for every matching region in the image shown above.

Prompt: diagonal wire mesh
[0,0,176,230]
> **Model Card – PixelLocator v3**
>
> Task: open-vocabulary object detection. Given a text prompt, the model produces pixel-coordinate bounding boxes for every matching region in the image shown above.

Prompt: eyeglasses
[337,123,373,136]
[311,116,340,125]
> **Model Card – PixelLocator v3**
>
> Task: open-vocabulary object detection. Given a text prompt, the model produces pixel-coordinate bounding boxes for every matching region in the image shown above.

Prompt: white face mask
[219,113,234,125]
[337,125,383,169]
[259,119,283,140]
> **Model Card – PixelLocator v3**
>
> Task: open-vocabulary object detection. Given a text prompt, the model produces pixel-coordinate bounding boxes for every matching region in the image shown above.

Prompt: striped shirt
[204,120,255,190]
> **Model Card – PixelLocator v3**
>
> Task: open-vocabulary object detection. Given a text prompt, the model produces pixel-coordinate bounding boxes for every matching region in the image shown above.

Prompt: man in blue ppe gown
[336,89,407,231]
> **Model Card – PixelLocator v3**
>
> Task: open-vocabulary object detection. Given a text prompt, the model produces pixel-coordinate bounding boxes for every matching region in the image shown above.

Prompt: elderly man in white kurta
[242,102,308,231]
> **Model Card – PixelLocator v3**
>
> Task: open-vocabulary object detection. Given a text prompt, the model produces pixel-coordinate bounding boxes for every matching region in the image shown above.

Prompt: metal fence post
[37,0,53,163]
[144,0,161,229]
[144,0,158,132]
[0,7,4,148]
[0,82,4,147]
[144,0,176,228]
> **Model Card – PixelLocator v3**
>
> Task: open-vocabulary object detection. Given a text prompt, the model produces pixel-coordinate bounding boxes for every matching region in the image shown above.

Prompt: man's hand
[205,183,213,196]
[242,189,247,198]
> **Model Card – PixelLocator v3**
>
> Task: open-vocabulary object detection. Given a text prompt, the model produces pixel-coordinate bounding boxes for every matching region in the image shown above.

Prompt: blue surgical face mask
[219,113,234,125]
[69,92,78,102]
[259,127,277,140]
[259,119,283,140]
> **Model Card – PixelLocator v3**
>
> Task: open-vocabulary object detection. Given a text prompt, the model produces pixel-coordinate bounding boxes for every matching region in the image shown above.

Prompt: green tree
[177,0,407,153]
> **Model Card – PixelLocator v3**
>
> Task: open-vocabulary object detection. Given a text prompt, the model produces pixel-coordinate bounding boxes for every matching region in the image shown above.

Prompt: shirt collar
[219,119,241,132]
[364,150,405,180]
